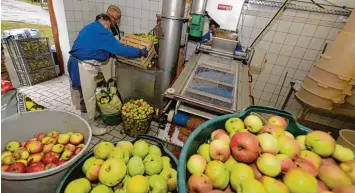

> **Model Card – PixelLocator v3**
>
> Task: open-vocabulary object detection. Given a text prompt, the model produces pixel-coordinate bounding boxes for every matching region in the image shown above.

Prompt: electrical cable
[310,0,325,9]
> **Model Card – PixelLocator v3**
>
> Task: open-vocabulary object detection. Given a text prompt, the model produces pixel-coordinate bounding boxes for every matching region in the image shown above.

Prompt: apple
[268,116,287,129]
[236,179,266,193]
[26,162,45,173]
[128,156,145,176]
[6,162,26,173]
[187,154,206,174]
[99,158,127,187]
[285,131,295,139]
[6,141,21,152]
[47,130,59,138]
[283,168,317,193]
[2,155,15,165]
[77,144,85,148]
[197,144,211,163]
[322,157,337,165]
[36,133,46,141]
[41,136,57,145]
[294,158,318,177]
[305,131,336,157]
[1,151,13,160]
[127,175,149,193]
[116,141,133,157]
[160,167,177,191]
[318,164,352,189]
[108,147,129,164]
[296,135,307,150]
[340,160,355,184]
[52,144,64,153]
[276,154,294,173]
[16,159,28,166]
[260,176,289,193]
[205,160,229,189]
[42,152,60,165]
[211,131,230,145]
[43,144,54,153]
[94,142,115,160]
[143,154,163,175]
[317,180,329,192]
[64,144,76,152]
[55,160,66,166]
[82,156,96,174]
[1,164,9,172]
[224,156,238,172]
[332,185,355,193]
[188,174,213,193]
[230,132,259,163]
[333,144,355,162]
[161,156,172,169]
[13,147,30,160]
[27,153,43,164]
[148,174,168,193]
[278,136,301,160]
[25,140,43,153]
[225,117,245,134]
[300,150,322,168]
[20,142,26,147]
[209,139,230,162]
[149,145,162,157]
[58,134,71,145]
[29,137,38,141]
[74,146,83,155]
[250,163,263,180]
[64,178,92,193]
[257,133,279,155]
[86,159,105,181]
[45,163,57,170]
[230,163,254,190]
[257,153,281,177]
[132,140,149,158]
[244,115,263,133]
[258,124,285,138]
[60,150,73,161]
[70,133,84,145]
[91,184,113,193]
[66,132,74,136]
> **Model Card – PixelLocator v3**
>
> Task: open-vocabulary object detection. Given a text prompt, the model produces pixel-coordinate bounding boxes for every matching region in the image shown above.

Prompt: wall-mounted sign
[217,4,233,10]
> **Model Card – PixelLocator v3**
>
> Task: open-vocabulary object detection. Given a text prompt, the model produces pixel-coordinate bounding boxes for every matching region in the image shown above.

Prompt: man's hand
[139,48,149,57]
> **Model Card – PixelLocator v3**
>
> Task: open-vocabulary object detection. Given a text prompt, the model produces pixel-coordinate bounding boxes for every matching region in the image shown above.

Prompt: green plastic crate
[55,135,178,193]
[177,106,312,193]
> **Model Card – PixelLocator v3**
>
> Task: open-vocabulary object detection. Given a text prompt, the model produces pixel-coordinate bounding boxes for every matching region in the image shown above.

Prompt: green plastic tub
[177,106,312,193]
[55,135,178,193]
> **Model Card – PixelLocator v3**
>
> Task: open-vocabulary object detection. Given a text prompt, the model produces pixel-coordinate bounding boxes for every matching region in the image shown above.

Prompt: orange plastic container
[308,65,352,90]
[296,86,334,110]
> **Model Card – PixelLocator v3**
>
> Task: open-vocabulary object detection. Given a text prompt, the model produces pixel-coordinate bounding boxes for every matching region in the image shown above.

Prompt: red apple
[29,138,37,141]
[276,154,294,173]
[209,139,230,162]
[55,160,66,166]
[36,133,46,141]
[74,147,83,155]
[26,162,45,173]
[250,163,263,180]
[6,162,26,173]
[45,163,57,170]
[27,153,43,165]
[258,124,286,138]
[1,164,9,172]
[20,142,26,147]
[42,152,59,165]
[69,133,84,145]
[268,116,287,129]
[25,140,43,153]
[294,158,318,177]
[212,131,230,145]
[47,130,60,138]
[64,144,76,152]
[317,180,329,192]
[230,132,259,163]
[211,129,228,140]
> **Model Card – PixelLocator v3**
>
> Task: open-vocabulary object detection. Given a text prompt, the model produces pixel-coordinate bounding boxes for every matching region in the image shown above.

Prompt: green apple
[149,145,162,157]
[99,158,127,187]
[260,176,288,193]
[283,168,317,193]
[244,115,263,133]
[114,176,131,193]
[160,168,177,191]
[224,156,238,172]
[128,156,145,176]
[91,184,113,193]
[296,135,306,150]
[333,144,355,162]
[161,156,172,169]
[116,141,133,157]
[132,140,149,159]
[94,142,115,160]
[143,154,163,175]
[82,156,96,174]
[197,144,211,163]
[64,178,91,193]
[204,160,229,189]
[6,141,21,152]
[108,147,130,164]
[230,163,254,190]
[127,175,149,193]
[305,131,336,157]
[256,153,281,177]
[1,151,13,161]
[148,174,168,193]
[225,117,245,134]
[187,154,206,174]
[237,179,266,193]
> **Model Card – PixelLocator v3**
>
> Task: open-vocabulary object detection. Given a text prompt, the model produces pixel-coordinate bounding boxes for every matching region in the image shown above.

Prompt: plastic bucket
[296,86,334,110]
[55,135,178,193]
[177,106,312,193]
[1,110,92,193]
[337,129,355,153]
[308,65,352,90]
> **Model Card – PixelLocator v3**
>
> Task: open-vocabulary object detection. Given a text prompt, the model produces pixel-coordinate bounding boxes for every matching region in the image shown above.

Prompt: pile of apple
[1,131,85,173]
[64,140,177,193]
[186,115,355,193]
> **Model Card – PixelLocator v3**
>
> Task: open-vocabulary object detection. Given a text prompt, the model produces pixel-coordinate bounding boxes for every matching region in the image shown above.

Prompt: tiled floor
[18,75,180,152]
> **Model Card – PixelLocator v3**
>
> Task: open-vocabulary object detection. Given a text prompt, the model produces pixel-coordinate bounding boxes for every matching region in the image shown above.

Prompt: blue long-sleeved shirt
[68,21,141,87]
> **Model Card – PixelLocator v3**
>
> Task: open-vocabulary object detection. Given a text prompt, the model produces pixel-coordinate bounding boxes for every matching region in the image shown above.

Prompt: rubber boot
[81,113,107,136]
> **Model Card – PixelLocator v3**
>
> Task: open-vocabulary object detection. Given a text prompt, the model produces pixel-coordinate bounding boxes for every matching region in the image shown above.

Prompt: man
[68,14,148,135]
[200,20,219,46]
[106,5,122,40]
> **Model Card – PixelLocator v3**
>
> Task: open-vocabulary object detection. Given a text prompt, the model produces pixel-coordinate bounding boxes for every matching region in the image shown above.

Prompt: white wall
[53,0,71,74]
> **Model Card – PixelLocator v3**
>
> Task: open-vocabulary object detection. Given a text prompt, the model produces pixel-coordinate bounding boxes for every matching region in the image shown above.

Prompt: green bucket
[177,106,312,193]
[101,113,121,126]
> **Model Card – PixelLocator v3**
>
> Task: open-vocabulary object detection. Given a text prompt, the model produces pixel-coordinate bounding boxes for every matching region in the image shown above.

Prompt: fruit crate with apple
[177,105,355,193]
[1,110,92,193]
[55,135,179,193]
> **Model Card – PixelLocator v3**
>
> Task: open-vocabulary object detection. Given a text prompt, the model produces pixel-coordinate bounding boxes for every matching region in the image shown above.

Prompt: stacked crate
[117,34,156,69]
[2,37,57,86]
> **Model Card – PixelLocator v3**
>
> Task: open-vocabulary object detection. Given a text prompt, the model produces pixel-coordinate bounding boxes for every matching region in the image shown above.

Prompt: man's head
[209,20,219,31]
[107,5,121,25]
[96,14,112,30]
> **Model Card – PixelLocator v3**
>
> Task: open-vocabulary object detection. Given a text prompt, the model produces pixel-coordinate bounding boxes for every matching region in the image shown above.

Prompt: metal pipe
[191,0,207,15]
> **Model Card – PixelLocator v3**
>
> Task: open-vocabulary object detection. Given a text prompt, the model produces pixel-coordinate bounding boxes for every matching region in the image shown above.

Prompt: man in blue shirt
[200,20,219,46]
[68,14,148,135]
